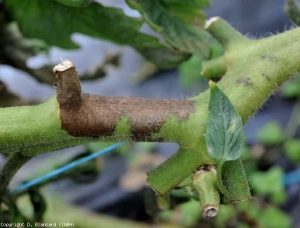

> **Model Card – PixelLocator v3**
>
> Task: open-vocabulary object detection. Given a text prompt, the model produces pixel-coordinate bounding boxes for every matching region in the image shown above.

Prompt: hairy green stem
[148,17,300,195]
[148,146,213,195]
[0,153,31,196]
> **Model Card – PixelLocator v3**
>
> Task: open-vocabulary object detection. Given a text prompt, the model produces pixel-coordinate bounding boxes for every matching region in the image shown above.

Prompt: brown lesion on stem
[54,60,195,141]
[235,77,252,87]
[54,60,82,110]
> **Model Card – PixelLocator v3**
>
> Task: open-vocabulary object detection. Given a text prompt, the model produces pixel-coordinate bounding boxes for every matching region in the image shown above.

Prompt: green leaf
[127,0,211,58]
[221,160,251,204]
[250,166,286,204]
[237,201,291,228]
[285,0,300,26]
[215,205,236,228]
[258,206,291,228]
[205,81,244,165]
[159,200,201,227]
[54,0,94,7]
[178,200,201,226]
[257,121,284,145]
[178,40,223,87]
[179,55,205,87]
[6,0,188,68]
[281,74,300,98]
[284,139,300,162]
[205,82,245,197]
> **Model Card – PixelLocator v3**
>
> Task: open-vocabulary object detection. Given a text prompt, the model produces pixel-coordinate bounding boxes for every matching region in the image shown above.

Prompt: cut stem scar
[205,17,250,50]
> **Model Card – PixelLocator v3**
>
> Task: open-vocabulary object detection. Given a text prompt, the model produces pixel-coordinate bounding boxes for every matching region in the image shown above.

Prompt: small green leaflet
[205,81,244,196]
[205,81,244,165]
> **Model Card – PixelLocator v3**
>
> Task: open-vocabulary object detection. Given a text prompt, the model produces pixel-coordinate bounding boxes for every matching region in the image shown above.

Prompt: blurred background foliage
[1,0,300,227]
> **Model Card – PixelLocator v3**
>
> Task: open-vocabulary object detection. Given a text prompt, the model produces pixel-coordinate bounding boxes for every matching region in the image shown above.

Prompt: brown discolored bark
[54,60,195,141]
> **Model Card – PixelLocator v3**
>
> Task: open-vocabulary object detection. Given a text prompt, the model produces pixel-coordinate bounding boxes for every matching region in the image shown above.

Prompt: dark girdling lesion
[54,60,196,142]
